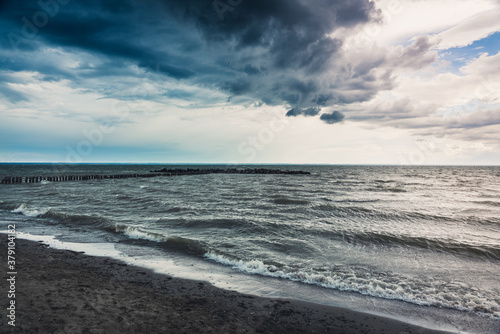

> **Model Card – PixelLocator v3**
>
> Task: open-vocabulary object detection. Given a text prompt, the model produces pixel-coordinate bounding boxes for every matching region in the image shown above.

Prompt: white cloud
[432,7,500,49]
[371,0,498,47]
[333,47,500,153]
[394,52,500,108]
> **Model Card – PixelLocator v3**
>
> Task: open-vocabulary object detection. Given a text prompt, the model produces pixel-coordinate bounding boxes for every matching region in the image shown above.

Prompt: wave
[115,225,207,255]
[117,225,166,242]
[0,202,25,212]
[115,194,135,201]
[41,210,109,226]
[316,228,500,261]
[12,204,50,217]
[378,232,500,260]
[313,204,383,217]
[9,204,109,227]
[374,179,396,183]
[386,187,407,193]
[331,199,380,204]
[366,187,407,193]
[273,198,309,205]
[162,206,194,213]
[156,218,254,230]
[313,204,461,225]
[473,200,500,207]
[204,252,500,319]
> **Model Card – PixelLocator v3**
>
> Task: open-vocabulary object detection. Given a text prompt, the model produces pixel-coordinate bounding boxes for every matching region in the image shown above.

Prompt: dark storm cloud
[286,106,321,117]
[221,79,253,95]
[320,110,345,124]
[1,0,197,79]
[0,0,382,122]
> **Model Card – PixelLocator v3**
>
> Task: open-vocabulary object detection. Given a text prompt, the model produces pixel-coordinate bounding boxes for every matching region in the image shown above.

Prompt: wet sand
[1,235,453,333]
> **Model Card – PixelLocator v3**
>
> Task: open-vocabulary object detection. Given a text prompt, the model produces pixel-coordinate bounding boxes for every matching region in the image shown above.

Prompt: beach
[0,235,453,333]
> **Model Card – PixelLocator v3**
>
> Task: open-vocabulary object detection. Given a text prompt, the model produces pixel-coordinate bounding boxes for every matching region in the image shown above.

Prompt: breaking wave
[12,204,49,217]
[204,252,500,319]
[115,225,207,255]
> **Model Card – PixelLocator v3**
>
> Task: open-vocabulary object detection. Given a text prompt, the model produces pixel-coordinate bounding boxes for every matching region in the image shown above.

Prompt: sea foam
[204,252,500,319]
[12,204,49,217]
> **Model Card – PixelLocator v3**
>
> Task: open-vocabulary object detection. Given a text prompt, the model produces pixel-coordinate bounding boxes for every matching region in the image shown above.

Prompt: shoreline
[0,235,454,333]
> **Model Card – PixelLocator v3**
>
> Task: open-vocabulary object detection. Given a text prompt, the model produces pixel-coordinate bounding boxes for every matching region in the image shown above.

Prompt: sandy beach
[0,235,455,333]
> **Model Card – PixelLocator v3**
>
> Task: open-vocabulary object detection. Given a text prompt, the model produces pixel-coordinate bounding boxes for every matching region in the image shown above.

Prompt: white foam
[204,252,500,319]
[120,225,167,243]
[16,232,124,258]
[12,204,49,217]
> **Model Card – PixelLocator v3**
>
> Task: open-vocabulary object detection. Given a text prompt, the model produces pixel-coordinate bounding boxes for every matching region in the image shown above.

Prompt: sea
[1,164,499,333]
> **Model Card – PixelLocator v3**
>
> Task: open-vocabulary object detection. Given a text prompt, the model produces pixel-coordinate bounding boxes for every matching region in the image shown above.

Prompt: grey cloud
[320,110,345,124]
[243,64,266,75]
[0,72,31,102]
[311,94,333,106]
[286,106,321,117]
[348,98,427,122]
[391,36,437,70]
[0,84,30,103]
[445,109,500,130]
[222,79,253,95]
[346,97,500,144]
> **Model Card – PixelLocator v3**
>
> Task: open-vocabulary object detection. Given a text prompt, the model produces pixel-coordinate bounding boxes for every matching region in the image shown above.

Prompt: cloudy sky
[1,0,499,164]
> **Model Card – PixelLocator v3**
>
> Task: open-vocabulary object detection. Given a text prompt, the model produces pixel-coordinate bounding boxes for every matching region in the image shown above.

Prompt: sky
[0,0,499,165]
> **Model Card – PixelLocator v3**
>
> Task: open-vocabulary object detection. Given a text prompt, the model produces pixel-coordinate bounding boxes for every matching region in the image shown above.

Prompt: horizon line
[0,162,499,167]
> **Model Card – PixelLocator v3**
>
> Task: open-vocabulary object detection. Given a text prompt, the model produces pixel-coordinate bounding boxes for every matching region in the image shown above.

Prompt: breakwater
[0,168,310,184]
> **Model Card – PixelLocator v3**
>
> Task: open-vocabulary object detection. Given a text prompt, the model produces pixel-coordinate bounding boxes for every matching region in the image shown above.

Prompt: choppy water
[1,164,499,328]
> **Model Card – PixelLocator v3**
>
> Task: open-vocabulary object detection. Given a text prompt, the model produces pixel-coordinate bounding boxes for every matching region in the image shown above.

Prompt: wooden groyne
[0,168,310,184]
[150,168,310,175]
[0,173,163,184]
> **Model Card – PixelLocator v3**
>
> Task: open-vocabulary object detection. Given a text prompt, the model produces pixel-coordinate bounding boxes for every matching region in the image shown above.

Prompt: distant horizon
[1,162,499,167]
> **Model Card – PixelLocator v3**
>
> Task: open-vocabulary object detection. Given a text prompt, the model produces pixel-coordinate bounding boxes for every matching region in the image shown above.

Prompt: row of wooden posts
[0,168,311,184]
[0,173,164,184]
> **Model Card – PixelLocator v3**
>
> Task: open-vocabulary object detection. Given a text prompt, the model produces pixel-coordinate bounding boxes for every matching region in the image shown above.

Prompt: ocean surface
[1,164,499,333]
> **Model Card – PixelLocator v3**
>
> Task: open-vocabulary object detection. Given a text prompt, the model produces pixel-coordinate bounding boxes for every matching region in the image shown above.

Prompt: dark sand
[1,235,454,333]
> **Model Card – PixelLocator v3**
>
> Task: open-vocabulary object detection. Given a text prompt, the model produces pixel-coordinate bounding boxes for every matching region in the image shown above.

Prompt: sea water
[1,164,499,333]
